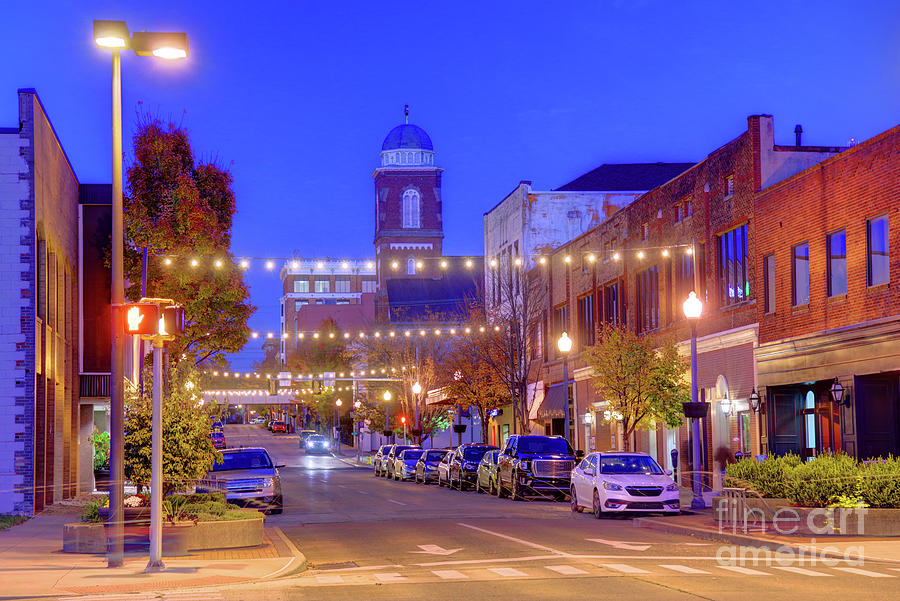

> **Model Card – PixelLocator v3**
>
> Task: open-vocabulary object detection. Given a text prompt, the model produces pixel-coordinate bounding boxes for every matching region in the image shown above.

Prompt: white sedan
[569,452,680,517]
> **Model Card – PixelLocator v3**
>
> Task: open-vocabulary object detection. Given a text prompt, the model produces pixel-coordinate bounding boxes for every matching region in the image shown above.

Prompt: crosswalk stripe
[545,564,589,575]
[374,572,407,582]
[659,564,710,574]
[772,566,832,577]
[489,567,528,577]
[433,569,469,579]
[717,565,769,575]
[605,563,650,574]
[316,574,345,584]
[834,567,894,578]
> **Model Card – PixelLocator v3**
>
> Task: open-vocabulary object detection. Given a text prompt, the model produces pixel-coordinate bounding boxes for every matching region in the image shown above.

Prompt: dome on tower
[381,124,433,151]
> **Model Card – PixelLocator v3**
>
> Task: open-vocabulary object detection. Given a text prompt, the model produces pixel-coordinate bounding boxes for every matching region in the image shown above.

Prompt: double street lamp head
[94,20,189,59]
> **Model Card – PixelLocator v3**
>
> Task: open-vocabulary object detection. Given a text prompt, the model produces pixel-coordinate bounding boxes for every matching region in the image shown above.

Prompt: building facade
[755,124,900,460]
[526,115,843,483]
[0,89,81,514]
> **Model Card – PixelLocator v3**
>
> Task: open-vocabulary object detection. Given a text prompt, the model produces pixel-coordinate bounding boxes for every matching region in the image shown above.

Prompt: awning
[535,384,568,420]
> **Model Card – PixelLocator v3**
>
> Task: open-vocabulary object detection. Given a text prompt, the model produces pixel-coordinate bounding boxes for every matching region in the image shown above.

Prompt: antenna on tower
[404,104,409,124]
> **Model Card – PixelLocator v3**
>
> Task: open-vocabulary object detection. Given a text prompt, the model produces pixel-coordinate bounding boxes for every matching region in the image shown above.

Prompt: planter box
[93,470,110,493]
[713,495,900,536]
[63,513,265,555]
[98,506,151,525]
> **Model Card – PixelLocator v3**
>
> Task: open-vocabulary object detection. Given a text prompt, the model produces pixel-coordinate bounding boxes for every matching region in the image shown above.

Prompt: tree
[125,117,254,366]
[440,328,508,442]
[583,324,689,451]
[124,361,220,495]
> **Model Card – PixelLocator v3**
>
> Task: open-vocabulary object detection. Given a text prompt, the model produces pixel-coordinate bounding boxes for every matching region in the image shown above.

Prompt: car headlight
[306,441,312,447]
[603,481,623,491]
[262,478,274,487]
[464,462,477,470]
[323,441,330,448]
[519,459,531,472]
[665,483,678,491]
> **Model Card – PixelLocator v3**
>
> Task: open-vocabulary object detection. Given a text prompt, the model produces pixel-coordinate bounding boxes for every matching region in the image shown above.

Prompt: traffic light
[161,305,185,335]
[123,303,159,335]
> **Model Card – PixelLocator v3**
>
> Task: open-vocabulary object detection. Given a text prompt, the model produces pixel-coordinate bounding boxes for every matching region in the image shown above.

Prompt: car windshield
[393,445,417,455]
[379,446,392,454]
[309,435,325,442]
[402,450,424,461]
[599,455,663,475]
[212,451,273,471]
[480,450,497,464]
[463,447,494,461]
[516,437,572,455]
[426,450,447,461]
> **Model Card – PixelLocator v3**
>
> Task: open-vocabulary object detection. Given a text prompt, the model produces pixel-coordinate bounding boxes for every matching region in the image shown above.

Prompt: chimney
[794,124,803,147]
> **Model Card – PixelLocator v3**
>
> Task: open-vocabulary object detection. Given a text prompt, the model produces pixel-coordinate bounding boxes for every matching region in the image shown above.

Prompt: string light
[662,249,670,257]
[564,255,571,263]
[265,261,275,270]
[190,258,199,267]
[465,259,473,268]
[440,260,448,269]
[539,257,547,264]
[214,259,223,268]
[164,257,173,266]
[637,250,645,259]
[613,252,621,261]
[587,254,596,263]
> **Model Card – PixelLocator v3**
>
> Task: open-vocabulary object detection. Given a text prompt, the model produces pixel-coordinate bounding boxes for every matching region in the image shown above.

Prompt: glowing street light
[557,332,574,445]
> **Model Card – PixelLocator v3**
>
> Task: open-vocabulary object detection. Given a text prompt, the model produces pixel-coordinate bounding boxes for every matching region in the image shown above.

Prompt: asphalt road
[221,425,900,601]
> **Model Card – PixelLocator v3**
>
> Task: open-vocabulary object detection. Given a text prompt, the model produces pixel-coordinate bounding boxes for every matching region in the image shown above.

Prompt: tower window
[407,257,416,275]
[403,189,421,228]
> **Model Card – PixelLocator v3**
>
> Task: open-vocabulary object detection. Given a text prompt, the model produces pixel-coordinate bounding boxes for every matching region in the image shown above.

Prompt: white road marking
[659,564,710,574]
[604,563,650,574]
[834,567,894,578]
[545,564,589,575]
[772,566,832,577]
[432,569,469,579]
[388,499,406,505]
[374,572,408,582]
[717,565,769,575]
[457,522,568,556]
[412,544,462,555]
[489,567,528,577]
[316,574,345,583]
[587,538,651,551]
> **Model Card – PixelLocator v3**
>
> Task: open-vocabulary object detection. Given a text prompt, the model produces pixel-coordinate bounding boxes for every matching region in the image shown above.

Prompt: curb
[334,455,371,469]
[266,526,308,579]
[631,517,900,565]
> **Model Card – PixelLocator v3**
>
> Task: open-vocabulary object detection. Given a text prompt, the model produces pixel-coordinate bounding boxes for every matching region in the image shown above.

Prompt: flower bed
[724,453,900,508]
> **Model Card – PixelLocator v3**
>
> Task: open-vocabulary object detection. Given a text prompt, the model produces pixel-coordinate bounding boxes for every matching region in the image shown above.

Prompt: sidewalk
[633,508,900,564]
[0,504,306,598]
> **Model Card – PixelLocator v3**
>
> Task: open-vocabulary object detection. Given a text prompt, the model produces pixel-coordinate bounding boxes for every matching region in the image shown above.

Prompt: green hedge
[724,453,900,508]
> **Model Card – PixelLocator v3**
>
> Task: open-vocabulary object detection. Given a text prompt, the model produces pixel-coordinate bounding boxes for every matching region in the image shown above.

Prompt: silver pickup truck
[196,447,284,514]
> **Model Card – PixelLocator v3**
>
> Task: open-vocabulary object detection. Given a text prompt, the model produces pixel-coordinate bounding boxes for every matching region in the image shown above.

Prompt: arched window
[407,257,416,275]
[402,189,421,228]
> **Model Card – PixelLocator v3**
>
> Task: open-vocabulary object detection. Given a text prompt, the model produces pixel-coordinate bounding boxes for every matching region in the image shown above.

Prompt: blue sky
[4,1,899,369]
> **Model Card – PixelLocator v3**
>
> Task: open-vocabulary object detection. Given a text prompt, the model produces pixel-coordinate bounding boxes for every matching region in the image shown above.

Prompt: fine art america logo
[714,500,867,567]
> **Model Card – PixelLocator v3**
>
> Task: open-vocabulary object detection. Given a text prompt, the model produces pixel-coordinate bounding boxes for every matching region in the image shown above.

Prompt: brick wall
[755,125,900,343]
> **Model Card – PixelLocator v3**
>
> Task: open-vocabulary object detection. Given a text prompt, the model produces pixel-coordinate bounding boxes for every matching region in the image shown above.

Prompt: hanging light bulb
[265,261,275,270]
[164,257,173,266]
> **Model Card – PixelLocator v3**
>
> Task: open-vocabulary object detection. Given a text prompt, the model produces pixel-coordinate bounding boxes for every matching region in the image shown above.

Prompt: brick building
[526,115,842,483]
[0,90,81,514]
[755,124,900,460]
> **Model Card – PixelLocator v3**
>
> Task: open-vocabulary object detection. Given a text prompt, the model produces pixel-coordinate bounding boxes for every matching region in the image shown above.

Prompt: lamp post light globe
[335,399,343,407]
[383,391,392,402]
[354,400,362,409]
[412,382,422,395]
[557,331,573,353]
[683,291,703,319]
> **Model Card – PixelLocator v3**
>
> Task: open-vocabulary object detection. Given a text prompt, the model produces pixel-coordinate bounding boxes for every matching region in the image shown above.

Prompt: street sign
[123,303,159,335]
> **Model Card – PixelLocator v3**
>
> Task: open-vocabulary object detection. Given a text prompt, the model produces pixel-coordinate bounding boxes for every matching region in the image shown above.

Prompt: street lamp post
[334,399,343,455]
[412,382,422,444]
[354,400,362,463]
[682,291,706,510]
[93,20,188,569]
[401,416,407,443]
[557,332,573,446]
[383,390,392,442]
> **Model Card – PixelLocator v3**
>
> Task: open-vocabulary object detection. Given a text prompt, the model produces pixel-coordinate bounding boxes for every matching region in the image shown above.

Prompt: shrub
[724,453,800,498]
[81,498,107,523]
[787,453,859,507]
[859,456,900,509]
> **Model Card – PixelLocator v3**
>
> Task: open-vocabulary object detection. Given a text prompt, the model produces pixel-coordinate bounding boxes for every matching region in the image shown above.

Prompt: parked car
[384,444,420,479]
[415,449,451,484]
[249,416,265,425]
[210,431,226,450]
[496,435,583,501]
[271,421,287,433]
[436,451,453,487]
[393,449,425,481]
[570,452,680,517]
[475,449,501,494]
[448,444,498,490]
[304,434,331,454]
[196,447,283,514]
[373,444,393,477]
[211,421,224,433]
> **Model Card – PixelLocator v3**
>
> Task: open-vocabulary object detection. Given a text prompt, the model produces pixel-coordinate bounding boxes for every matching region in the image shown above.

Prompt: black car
[475,449,501,494]
[448,444,498,491]
[373,444,393,477]
[415,449,451,484]
[496,435,583,501]
[384,444,420,479]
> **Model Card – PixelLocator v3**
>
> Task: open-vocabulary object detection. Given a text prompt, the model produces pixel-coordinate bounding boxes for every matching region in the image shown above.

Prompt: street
[217,425,900,600]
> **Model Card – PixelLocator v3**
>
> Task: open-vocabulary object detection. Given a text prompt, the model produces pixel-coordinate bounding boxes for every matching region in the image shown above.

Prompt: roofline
[18,88,79,183]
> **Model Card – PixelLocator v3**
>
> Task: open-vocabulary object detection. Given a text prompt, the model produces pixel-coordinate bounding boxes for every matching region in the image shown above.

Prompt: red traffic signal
[123,303,159,335]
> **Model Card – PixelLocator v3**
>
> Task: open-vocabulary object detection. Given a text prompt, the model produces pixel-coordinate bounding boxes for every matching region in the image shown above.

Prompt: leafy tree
[124,117,254,366]
[124,361,221,495]
[583,324,689,451]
